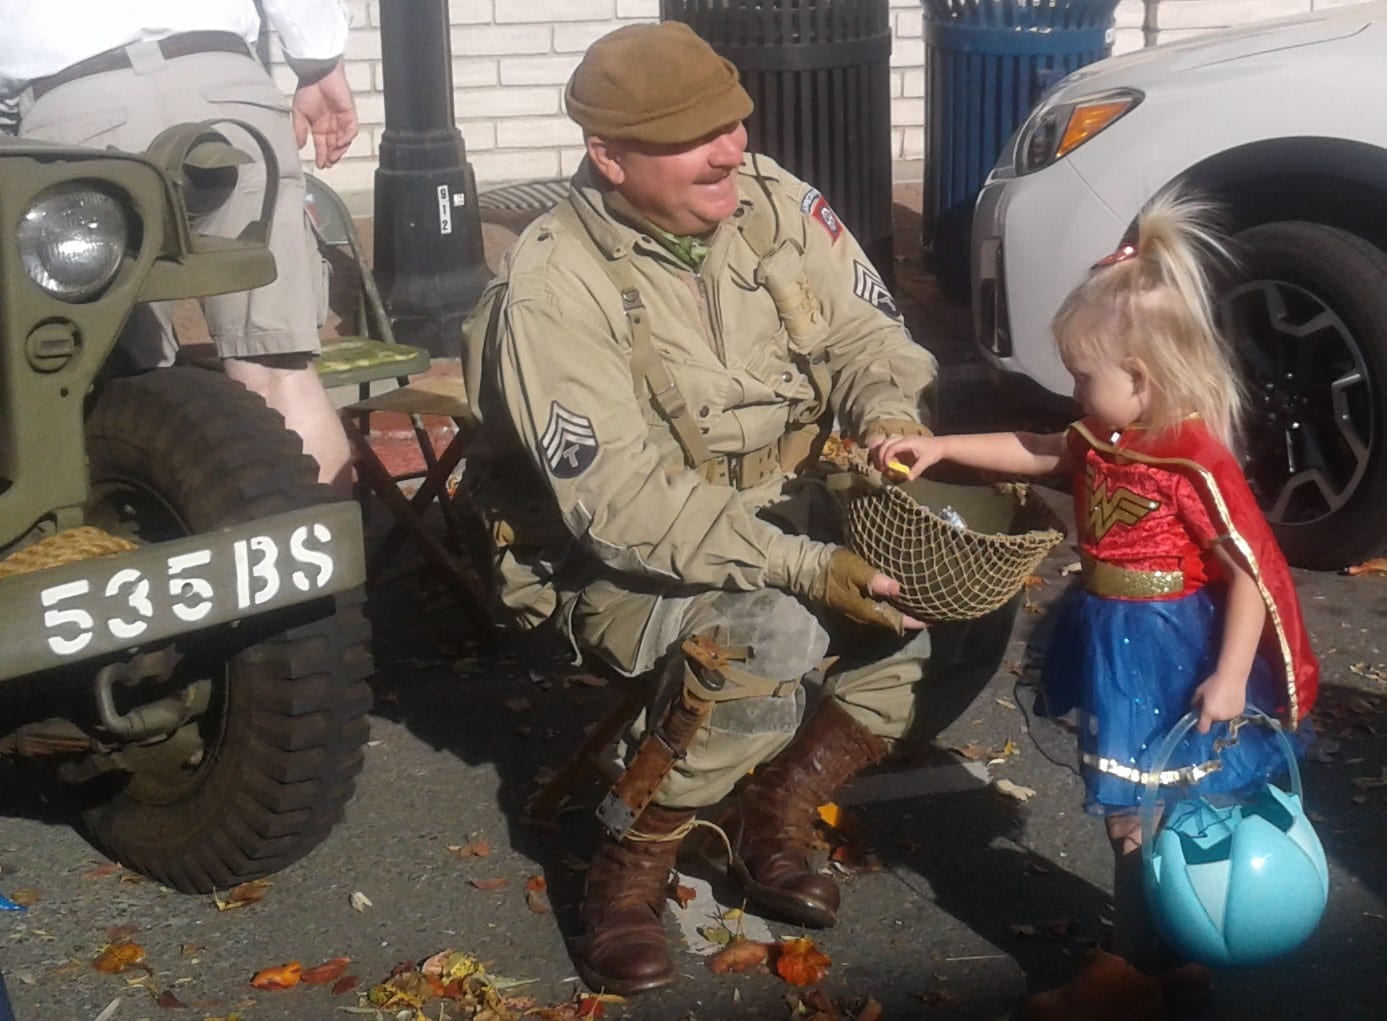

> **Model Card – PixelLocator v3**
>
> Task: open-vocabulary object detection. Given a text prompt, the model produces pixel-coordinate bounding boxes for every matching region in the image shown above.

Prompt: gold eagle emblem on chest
[1085,464,1160,541]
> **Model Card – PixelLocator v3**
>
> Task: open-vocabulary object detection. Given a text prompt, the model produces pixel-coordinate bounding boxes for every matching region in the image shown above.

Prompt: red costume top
[1067,418,1319,726]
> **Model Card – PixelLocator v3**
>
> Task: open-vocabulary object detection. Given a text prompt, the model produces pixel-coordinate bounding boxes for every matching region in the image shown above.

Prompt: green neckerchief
[601,188,711,270]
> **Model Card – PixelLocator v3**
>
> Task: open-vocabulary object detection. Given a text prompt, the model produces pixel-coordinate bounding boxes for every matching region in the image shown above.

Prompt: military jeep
[0,126,372,893]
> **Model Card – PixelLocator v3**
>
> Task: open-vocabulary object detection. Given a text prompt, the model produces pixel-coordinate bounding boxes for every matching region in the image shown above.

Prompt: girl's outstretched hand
[872,435,944,480]
[1191,671,1248,734]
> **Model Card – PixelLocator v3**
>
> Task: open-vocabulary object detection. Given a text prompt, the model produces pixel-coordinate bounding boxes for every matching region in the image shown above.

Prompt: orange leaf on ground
[774,937,831,986]
[92,942,146,974]
[1346,557,1387,576]
[300,957,352,984]
[469,876,509,891]
[707,938,769,974]
[82,863,124,880]
[154,989,187,1009]
[250,961,303,990]
[450,840,492,858]
[525,875,548,893]
[672,884,697,909]
[217,878,271,910]
[332,974,360,995]
[856,997,884,1021]
[576,994,606,1018]
[526,888,553,914]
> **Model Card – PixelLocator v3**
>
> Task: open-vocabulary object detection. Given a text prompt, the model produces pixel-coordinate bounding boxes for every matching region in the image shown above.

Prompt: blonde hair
[1052,190,1244,451]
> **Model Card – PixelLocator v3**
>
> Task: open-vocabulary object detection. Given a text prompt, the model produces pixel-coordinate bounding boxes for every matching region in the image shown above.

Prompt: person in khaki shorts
[0,0,359,495]
[463,21,1002,996]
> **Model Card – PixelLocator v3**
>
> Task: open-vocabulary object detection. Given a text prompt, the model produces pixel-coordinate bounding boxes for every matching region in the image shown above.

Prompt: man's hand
[807,548,926,634]
[292,61,359,169]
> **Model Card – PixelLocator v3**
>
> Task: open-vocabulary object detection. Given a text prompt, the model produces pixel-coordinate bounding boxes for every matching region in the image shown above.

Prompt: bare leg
[224,354,352,499]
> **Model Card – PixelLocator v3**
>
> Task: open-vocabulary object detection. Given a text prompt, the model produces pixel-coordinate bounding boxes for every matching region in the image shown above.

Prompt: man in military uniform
[463,21,958,995]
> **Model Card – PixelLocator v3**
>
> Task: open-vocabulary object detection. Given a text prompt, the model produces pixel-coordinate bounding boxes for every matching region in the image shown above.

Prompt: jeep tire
[1223,221,1387,570]
[79,367,373,893]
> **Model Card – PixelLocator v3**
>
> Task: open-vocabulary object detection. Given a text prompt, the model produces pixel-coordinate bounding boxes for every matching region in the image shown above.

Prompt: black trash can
[923,0,1119,295]
[661,0,895,283]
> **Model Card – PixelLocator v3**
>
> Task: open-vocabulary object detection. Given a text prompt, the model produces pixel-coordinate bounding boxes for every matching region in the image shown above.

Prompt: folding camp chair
[305,174,494,632]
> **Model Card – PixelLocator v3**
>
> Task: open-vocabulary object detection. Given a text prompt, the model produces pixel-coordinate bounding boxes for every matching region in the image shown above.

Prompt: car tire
[78,367,373,893]
[1222,221,1387,570]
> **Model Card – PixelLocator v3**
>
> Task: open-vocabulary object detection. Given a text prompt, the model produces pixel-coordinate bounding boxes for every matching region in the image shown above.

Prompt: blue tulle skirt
[1039,584,1307,815]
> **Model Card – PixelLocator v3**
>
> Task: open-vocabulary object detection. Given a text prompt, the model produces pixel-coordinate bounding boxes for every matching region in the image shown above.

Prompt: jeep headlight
[1016,89,1142,175]
[18,184,129,302]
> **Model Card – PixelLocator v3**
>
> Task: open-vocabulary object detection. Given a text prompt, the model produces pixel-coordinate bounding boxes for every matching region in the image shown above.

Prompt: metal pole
[373,0,489,357]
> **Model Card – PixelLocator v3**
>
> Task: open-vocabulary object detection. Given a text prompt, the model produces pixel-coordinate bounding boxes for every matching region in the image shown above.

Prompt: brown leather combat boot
[572,804,694,996]
[729,699,886,927]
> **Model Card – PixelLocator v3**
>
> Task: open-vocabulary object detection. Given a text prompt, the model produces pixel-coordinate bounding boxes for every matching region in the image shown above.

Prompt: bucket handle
[1139,709,1302,870]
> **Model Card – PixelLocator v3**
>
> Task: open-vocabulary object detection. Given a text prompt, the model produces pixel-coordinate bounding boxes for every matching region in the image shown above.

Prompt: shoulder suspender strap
[551,199,714,469]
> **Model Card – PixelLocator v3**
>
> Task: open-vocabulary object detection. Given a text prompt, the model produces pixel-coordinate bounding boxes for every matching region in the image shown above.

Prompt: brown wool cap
[565,21,753,146]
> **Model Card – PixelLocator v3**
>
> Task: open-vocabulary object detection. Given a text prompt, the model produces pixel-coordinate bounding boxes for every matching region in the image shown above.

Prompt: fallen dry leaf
[526,888,553,914]
[216,879,271,911]
[154,989,186,1009]
[349,890,373,912]
[672,884,697,909]
[469,876,509,891]
[856,998,884,1021]
[952,742,988,761]
[249,961,303,990]
[8,888,41,908]
[993,778,1037,803]
[1345,557,1387,576]
[82,863,124,880]
[332,974,360,995]
[774,937,831,986]
[92,941,146,974]
[707,938,770,974]
[300,957,352,984]
[450,840,492,859]
[503,696,533,712]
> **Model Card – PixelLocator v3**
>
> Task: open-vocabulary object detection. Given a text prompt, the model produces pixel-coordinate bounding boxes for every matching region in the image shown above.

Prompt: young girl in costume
[873,192,1318,1019]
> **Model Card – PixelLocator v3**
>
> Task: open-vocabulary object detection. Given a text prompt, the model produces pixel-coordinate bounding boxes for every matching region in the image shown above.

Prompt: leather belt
[698,441,782,490]
[31,31,251,100]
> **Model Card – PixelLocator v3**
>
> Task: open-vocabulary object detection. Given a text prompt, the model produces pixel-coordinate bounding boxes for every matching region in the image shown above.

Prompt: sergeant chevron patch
[853,260,900,320]
[541,402,598,478]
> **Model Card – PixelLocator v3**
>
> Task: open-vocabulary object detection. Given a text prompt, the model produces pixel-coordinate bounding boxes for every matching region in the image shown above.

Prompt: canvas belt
[1081,554,1184,599]
[698,440,782,490]
[30,32,251,100]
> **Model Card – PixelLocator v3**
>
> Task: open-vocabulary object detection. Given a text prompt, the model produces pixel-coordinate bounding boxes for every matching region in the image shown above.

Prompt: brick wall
[292,0,1342,201]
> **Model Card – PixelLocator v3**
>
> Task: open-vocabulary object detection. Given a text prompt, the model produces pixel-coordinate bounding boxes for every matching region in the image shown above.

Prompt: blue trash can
[923,0,1120,295]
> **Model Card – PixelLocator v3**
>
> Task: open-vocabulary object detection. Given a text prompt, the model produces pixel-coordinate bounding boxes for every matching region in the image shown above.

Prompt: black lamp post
[373,0,489,357]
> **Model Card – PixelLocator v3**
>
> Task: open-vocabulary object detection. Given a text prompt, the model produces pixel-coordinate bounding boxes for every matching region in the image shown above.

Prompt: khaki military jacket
[463,153,938,628]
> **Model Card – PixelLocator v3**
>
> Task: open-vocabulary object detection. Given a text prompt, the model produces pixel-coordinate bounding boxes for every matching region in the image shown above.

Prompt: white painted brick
[1112,27,1146,56]
[890,69,902,99]
[453,57,500,88]
[1157,0,1307,31]
[355,93,386,126]
[471,148,562,184]
[314,157,378,198]
[344,0,369,28]
[616,0,659,17]
[500,54,583,87]
[344,28,381,61]
[454,23,553,56]
[454,0,495,25]
[891,96,922,129]
[342,131,374,160]
[555,21,643,53]
[899,126,924,162]
[560,146,587,178]
[459,121,497,151]
[498,116,584,149]
[344,60,373,92]
[456,85,560,117]
[890,36,923,69]
[496,0,615,24]
[901,67,925,99]
[367,1,380,27]
[894,10,922,39]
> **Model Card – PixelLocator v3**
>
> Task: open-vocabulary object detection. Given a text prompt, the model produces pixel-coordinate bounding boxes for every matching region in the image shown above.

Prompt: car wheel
[1219,221,1387,570]
[78,367,374,893]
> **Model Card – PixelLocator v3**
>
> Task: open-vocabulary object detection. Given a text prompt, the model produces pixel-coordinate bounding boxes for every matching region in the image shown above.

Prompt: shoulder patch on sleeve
[799,187,842,244]
[541,401,598,478]
[852,260,901,320]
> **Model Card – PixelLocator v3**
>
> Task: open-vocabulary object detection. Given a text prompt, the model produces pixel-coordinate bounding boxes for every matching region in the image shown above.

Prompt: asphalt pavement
[3,189,1387,1021]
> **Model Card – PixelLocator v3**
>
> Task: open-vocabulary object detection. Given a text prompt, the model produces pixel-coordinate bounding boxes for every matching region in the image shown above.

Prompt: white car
[972,0,1387,570]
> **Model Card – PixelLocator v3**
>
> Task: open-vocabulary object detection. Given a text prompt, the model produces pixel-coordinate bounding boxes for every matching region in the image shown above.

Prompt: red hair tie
[1092,243,1138,269]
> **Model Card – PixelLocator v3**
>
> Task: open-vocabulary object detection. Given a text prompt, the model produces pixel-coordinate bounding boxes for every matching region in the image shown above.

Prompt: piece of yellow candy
[886,459,910,476]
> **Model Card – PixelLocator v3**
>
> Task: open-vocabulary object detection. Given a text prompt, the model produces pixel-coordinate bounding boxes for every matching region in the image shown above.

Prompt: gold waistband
[1081,554,1184,599]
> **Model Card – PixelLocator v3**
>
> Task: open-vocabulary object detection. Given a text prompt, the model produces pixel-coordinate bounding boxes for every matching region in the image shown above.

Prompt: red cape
[1071,419,1319,726]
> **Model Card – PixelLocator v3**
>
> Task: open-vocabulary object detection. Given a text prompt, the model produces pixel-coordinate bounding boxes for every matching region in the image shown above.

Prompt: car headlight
[18,184,129,302]
[1016,89,1143,175]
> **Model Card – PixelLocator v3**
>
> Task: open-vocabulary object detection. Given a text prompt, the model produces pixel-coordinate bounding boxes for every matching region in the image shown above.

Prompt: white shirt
[0,0,349,91]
